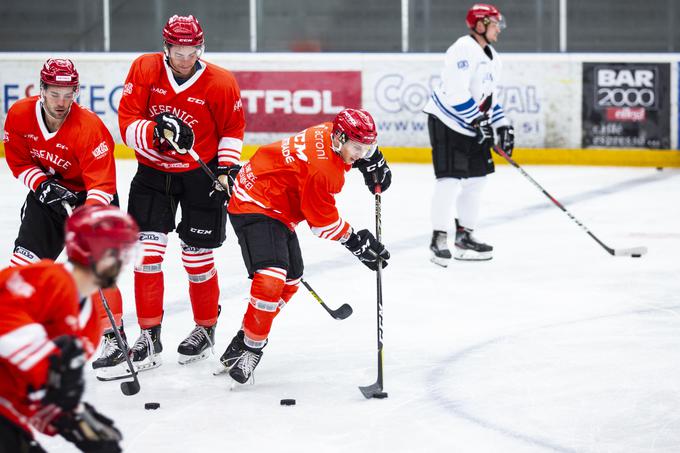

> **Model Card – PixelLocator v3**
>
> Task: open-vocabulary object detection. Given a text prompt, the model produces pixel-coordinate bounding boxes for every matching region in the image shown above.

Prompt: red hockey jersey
[3,97,117,205]
[0,261,103,436]
[228,122,352,241]
[118,53,245,172]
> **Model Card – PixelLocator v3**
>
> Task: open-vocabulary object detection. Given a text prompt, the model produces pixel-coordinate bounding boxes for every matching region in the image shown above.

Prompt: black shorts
[428,114,495,179]
[127,162,228,249]
[230,213,304,280]
[14,191,119,260]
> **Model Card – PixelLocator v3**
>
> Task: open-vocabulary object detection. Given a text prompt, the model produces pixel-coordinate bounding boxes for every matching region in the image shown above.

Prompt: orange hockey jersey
[3,97,117,205]
[118,53,245,172]
[229,122,352,241]
[0,260,103,436]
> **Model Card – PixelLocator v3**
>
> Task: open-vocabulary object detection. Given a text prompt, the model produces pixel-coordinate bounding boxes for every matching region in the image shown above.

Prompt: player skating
[2,58,129,381]
[423,3,515,265]
[0,205,138,453]
[216,108,391,384]
[117,14,245,373]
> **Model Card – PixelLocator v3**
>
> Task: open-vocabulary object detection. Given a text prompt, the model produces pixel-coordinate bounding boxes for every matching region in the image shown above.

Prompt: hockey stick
[97,290,140,395]
[492,146,648,258]
[359,184,388,399]
[301,278,353,320]
[162,130,229,191]
[62,202,141,395]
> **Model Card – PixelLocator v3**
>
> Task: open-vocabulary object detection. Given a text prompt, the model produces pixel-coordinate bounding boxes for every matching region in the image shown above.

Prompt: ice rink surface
[3,160,678,452]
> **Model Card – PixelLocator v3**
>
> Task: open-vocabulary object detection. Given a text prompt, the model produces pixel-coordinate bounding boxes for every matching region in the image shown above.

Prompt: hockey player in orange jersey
[0,205,138,453]
[216,108,392,384]
[117,14,245,372]
[2,59,129,382]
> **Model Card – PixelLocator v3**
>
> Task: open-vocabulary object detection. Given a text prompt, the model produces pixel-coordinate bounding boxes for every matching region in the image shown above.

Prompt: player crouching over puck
[216,108,391,384]
[0,205,138,453]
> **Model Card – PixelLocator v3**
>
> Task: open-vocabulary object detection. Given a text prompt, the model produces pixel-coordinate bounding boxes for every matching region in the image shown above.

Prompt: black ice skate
[454,222,493,261]
[92,327,133,381]
[130,325,163,372]
[430,230,452,267]
[177,324,216,365]
[217,330,264,384]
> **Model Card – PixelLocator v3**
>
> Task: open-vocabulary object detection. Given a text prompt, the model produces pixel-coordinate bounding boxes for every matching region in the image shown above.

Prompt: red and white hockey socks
[93,287,123,331]
[9,246,40,267]
[181,242,219,327]
[134,232,167,329]
[242,267,287,349]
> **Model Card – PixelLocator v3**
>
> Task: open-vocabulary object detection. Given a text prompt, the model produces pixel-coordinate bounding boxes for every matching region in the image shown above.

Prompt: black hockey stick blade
[121,379,140,396]
[301,279,353,320]
[359,382,388,399]
[326,302,353,320]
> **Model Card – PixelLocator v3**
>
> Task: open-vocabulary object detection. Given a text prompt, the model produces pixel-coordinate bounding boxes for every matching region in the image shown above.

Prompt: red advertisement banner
[234,71,361,132]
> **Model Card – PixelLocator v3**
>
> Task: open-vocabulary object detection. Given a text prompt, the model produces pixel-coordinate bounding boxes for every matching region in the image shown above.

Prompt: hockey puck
[631,254,641,258]
[280,399,296,406]
[144,402,160,410]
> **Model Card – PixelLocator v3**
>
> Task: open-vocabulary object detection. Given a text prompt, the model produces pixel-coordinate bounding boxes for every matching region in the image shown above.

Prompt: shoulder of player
[200,61,239,87]
[131,52,164,75]
[450,35,476,53]
[6,96,39,118]
[68,104,111,137]
[0,260,73,298]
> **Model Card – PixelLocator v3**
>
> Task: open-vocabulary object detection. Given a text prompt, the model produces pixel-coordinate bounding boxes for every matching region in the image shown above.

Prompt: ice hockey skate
[92,328,133,381]
[454,223,493,261]
[130,325,163,372]
[177,324,216,365]
[430,230,452,267]
[216,330,264,384]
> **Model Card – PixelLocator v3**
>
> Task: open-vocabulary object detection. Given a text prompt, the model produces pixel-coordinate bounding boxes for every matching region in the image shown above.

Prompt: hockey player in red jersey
[0,205,138,453]
[2,58,129,381]
[216,108,392,384]
[117,14,245,372]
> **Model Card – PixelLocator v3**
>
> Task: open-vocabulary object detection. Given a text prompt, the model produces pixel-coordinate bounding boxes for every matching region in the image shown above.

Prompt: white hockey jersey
[423,35,509,137]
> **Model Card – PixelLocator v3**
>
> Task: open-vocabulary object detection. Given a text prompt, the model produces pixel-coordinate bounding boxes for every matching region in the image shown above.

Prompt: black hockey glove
[153,112,194,152]
[496,125,515,157]
[42,336,85,413]
[36,179,78,216]
[213,164,241,198]
[343,229,390,271]
[353,148,392,194]
[470,115,494,145]
[53,402,122,453]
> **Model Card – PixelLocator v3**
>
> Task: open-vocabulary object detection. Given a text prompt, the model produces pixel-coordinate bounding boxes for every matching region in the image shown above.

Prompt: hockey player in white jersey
[423,3,514,265]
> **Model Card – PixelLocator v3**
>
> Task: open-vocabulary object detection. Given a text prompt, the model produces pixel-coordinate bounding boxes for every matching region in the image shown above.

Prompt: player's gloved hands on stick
[53,402,122,453]
[353,148,392,194]
[343,228,390,271]
[153,112,194,152]
[470,115,494,145]
[496,125,515,157]
[213,164,241,198]
[42,336,85,412]
[36,179,78,216]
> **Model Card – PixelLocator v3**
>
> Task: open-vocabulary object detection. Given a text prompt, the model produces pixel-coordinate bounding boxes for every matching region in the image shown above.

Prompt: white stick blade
[614,246,648,257]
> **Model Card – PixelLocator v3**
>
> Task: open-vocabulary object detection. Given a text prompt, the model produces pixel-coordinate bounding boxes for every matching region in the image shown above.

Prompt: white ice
[2,161,678,453]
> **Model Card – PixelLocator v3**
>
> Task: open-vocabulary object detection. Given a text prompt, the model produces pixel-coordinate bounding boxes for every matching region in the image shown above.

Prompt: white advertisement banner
[0,53,671,149]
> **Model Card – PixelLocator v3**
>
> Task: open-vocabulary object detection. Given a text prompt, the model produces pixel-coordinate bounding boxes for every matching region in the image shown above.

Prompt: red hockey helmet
[465,3,505,30]
[163,14,204,46]
[40,59,79,87]
[65,205,139,267]
[333,108,378,144]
